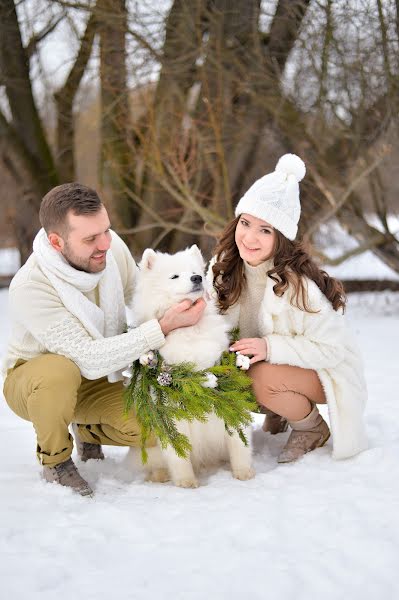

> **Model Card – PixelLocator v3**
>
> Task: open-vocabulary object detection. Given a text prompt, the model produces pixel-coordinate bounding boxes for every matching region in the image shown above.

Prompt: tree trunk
[0,0,59,262]
[54,8,97,181]
[0,0,58,189]
[98,0,134,229]
[133,0,208,251]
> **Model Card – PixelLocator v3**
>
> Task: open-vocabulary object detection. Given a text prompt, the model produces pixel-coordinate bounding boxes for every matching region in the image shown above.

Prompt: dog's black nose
[190,275,202,284]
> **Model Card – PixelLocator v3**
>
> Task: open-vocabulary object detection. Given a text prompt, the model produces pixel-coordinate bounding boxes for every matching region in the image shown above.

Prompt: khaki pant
[3,354,154,466]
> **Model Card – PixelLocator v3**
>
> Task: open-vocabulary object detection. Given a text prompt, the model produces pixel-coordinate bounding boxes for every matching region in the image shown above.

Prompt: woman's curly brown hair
[212,217,346,314]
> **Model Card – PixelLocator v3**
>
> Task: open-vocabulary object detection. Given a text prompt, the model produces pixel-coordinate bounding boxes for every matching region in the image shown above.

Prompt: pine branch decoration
[123,340,257,463]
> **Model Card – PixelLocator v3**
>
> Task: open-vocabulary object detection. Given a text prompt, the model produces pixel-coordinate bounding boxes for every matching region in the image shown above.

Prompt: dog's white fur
[128,245,254,488]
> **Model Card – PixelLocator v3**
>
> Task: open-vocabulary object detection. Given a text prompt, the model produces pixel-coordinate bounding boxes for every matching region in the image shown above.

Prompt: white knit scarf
[33,228,126,382]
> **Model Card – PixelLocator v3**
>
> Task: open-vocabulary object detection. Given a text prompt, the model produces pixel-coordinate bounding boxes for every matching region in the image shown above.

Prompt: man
[2,183,205,497]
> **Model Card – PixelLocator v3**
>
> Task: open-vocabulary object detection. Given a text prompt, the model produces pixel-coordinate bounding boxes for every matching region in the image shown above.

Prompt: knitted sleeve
[9,280,165,379]
[41,315,164,379]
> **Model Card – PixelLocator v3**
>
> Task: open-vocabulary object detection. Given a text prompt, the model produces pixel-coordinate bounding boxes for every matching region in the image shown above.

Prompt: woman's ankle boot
[277,405,330,463]
[262,408,289,434]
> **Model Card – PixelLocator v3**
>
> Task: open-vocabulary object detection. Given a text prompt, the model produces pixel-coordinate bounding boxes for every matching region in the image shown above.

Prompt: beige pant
[3,354,154,466]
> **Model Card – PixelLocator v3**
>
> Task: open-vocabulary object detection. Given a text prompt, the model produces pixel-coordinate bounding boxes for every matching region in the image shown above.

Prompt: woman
[210,154,368,463]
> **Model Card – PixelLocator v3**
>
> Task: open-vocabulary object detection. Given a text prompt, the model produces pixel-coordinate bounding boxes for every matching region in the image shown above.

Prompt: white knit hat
[235,154,306,240]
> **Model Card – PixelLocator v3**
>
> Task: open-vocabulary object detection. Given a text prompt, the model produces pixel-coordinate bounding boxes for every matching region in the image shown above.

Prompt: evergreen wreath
[123,330,257,463]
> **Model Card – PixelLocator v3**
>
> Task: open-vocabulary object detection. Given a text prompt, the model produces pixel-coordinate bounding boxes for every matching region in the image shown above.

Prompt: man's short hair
[39,183,103,235]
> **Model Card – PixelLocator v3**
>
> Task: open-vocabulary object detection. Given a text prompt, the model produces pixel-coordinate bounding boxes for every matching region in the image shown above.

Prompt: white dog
[128,245,255,488]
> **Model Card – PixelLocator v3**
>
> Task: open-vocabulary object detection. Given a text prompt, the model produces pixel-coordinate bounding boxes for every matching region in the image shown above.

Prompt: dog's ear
[140,248,157,271]
[189,244,204,265]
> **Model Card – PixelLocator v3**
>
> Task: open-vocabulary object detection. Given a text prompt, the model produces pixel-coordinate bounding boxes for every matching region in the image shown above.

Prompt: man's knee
[4,354,81,423]
[35,354,82,390]
[111,412,141,437]
[28,356,82,421]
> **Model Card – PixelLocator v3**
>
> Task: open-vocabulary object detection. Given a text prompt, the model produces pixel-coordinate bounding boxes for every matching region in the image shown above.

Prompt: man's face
[49,206,112,273]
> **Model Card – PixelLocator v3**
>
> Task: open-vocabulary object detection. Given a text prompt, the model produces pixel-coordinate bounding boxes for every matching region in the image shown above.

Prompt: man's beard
[62,241,107,273]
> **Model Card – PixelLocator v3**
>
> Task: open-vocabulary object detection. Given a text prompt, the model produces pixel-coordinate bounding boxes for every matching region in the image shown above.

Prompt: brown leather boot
[277,405,330,463]
[72,423,105,462]
[43,458,93,497]
[262,409,289,434]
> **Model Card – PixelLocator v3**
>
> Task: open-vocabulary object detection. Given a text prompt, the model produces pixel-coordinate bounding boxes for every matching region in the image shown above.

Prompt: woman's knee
[248,362,282,392]
[247,363,276,408]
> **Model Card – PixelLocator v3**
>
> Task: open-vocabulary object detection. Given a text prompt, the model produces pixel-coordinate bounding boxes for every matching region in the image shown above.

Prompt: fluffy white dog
[128,245,255,488]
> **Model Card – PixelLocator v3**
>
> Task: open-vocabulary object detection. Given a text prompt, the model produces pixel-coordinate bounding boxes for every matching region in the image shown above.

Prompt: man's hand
[159,298,206,336]
[229,337,267,364]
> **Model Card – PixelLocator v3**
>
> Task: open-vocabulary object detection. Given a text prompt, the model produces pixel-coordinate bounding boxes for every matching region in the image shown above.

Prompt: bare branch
[316,232,390,267]
[54,6,97,179]
[25,14,65,58]
[126,26,161,61]
[305,146,392,237]
[266,0,311,73]
[52,0,95,11]
[377,0,392,87]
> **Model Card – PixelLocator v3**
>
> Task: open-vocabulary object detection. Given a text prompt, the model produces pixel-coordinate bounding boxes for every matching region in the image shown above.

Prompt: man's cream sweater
[3,233,165,380]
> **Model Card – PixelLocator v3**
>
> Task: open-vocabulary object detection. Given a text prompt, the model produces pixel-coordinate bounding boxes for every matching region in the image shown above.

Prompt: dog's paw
[146,468,170,483]
[232,467,256,481]
[174,477,199,489]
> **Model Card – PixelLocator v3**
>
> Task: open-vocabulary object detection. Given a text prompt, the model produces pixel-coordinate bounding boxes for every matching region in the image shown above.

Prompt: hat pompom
[275,153,306,182]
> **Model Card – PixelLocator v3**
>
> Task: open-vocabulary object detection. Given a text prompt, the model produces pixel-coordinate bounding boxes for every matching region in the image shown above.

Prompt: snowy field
[1,255,399,599]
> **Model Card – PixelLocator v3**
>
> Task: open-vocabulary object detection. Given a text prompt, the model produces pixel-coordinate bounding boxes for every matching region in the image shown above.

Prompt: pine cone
[157,371,172,386]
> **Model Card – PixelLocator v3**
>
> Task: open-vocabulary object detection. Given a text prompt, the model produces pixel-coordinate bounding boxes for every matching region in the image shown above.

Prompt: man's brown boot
[262,408,288,434]
[42,458,93,497]
[72,423,105,462]
[277,405,330,463]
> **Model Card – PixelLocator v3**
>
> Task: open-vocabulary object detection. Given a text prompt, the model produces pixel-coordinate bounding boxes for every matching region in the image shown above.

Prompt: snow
[1,255,399,598]
[0,248,20,275]
[317,217,399,281]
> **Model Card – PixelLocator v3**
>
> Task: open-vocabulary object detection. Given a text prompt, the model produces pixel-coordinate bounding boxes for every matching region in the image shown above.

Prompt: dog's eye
[170,274,179,280]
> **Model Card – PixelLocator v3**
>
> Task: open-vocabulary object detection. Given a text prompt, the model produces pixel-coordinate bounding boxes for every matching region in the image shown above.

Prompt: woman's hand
[230,337,267,364]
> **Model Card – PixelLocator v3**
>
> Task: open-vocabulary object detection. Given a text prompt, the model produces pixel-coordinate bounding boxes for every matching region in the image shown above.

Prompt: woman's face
[235,213,276,266]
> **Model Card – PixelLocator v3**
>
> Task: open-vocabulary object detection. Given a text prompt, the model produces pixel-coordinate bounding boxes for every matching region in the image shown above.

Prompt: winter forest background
[0,1,399,599]
[1,0,399,272]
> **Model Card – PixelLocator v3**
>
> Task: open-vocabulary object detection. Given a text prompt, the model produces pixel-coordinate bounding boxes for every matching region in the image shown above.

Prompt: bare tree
[1,0,398,274]
[0,0,96,262]
[121,0,399,271]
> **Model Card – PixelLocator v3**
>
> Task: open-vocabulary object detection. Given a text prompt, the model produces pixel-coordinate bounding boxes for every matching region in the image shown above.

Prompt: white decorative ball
[236,352,250,371]
[203,372,218,389]
[139,353,150,366]
[275,153,306,182]
[139,350,158,368]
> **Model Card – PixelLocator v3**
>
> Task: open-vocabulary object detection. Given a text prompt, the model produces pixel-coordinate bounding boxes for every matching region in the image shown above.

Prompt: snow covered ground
[1,267,399,599]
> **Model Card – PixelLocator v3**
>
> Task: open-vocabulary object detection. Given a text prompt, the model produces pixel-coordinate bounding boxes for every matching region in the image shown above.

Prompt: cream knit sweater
[238,262,270,359]
[3,233,165,380]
